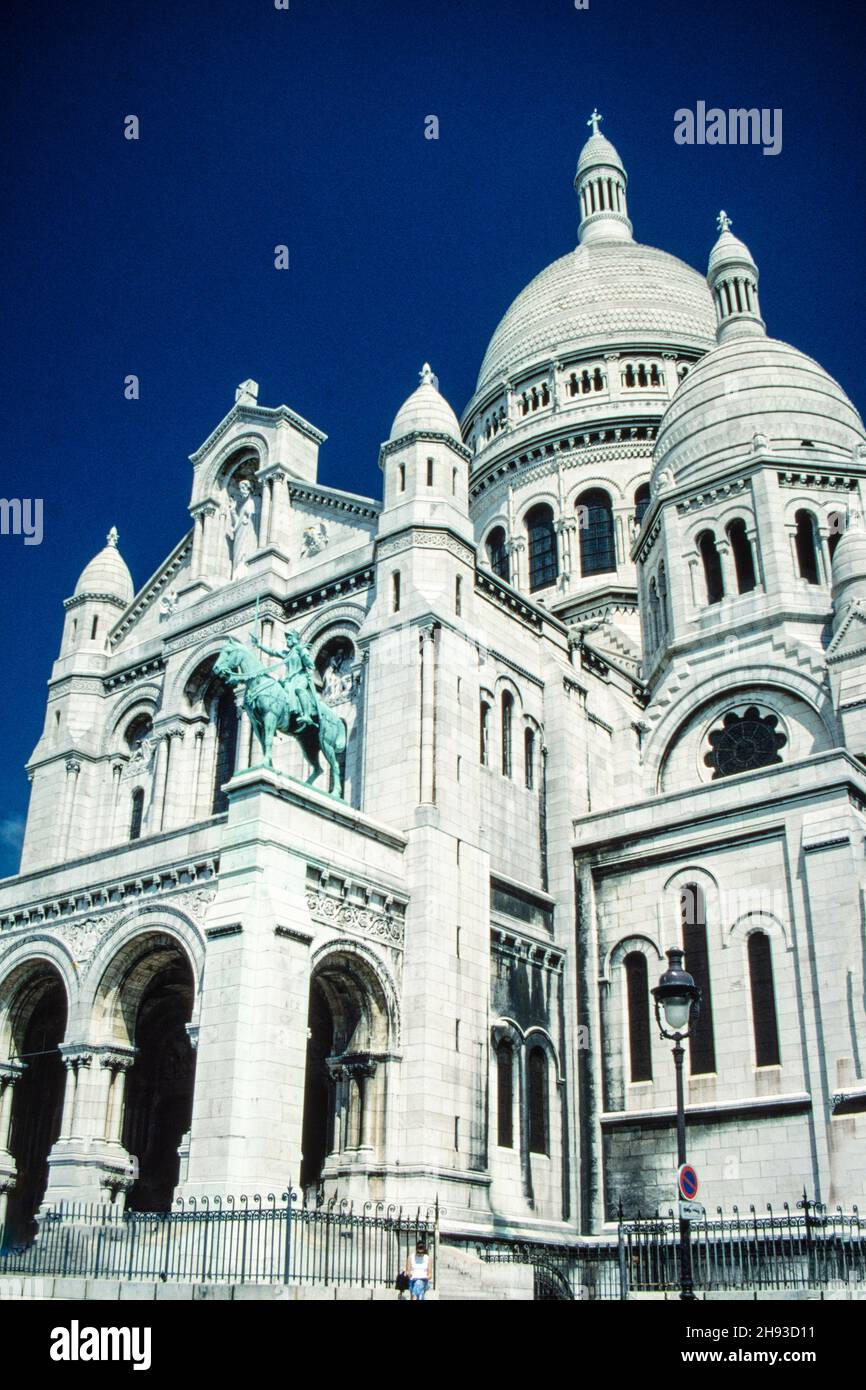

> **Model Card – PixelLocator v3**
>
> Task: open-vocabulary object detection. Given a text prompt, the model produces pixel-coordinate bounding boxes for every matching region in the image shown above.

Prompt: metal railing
[618,1196,864,1296]
[0,1190,437,1289]
[466,1195,866,1300]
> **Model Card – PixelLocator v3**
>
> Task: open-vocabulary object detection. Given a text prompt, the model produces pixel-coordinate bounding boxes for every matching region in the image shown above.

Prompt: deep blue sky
[1,0,863,874]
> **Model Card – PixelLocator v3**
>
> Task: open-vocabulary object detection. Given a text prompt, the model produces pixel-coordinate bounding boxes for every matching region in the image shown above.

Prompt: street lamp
[652,947,701,1301]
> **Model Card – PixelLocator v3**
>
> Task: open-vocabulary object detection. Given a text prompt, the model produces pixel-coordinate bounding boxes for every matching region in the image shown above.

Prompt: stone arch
[301,941,399,1193]
[0,955,70,1243]
[605,933,664,982]
[647,668,836,793]
[89,926,200,1212]
[192,432,269,508]
[727,909,791,952]
[307,939,398,1054]
[85,915,203,1039]
[107,687,161,752]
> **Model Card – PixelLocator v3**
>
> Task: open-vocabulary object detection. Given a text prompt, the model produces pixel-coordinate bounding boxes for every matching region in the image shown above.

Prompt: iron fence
[467,1196,866,1300]
[618,1197,864,1296]
[0,1190,437,1289]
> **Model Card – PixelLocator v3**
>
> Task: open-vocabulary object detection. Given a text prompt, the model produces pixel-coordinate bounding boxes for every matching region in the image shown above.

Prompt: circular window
[704,705,786,780]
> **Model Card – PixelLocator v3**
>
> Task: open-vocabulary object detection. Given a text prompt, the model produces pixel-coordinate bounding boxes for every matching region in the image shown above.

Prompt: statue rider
[251,627,319,732]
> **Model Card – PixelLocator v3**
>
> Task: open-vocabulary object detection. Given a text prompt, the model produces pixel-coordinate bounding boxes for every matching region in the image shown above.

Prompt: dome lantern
[707,212,765,344]
[574,110,633,246]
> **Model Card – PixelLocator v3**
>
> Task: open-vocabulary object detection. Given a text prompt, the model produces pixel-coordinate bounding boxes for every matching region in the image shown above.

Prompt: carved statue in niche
[224,477,259,578]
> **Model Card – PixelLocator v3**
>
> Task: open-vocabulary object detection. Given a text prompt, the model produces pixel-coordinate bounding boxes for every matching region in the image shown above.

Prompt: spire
[707,212,765,344]
[574,112,632,245]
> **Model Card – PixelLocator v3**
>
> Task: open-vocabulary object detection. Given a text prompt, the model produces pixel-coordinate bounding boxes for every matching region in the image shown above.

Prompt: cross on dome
[717,210,732,233]
[587,108,603,136]
[107,526,119,548]
[419,362,437,387]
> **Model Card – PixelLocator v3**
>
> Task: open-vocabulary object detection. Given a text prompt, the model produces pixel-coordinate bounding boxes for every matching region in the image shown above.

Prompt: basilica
[1,116,865,1252]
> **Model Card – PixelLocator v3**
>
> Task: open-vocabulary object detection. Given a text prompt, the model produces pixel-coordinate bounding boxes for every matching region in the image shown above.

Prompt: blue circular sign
[678,1163,699,1200]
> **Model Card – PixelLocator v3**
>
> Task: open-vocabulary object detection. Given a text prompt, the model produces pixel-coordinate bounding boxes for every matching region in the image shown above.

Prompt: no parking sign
[678,1163,699,1201]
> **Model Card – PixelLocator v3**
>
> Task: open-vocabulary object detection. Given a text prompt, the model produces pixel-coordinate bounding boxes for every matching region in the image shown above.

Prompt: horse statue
[212,633,347,798]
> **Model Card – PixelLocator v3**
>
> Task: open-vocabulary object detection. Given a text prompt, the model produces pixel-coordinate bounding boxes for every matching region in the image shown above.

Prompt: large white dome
[652,336,865,488]
[474,241,716,398]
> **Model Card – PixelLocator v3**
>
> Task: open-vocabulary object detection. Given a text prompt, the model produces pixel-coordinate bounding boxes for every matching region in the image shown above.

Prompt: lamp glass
[662,996,691,1031]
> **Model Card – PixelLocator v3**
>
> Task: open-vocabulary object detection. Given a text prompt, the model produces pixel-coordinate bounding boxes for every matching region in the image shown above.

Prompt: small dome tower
[61,526,134,657]
[378,364,472,543]
[574,110,632,245]
[707,211,765,344]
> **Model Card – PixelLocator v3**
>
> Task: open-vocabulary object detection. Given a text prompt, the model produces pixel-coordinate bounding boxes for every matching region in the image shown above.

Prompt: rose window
[704,705,786,780]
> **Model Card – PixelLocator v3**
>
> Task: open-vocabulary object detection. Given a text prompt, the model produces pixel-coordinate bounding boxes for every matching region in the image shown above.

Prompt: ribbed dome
[652,338,865,487]
[576,132,625,178]
[474,242,716,398]
[390,363,461,443]
[74,529,134,605]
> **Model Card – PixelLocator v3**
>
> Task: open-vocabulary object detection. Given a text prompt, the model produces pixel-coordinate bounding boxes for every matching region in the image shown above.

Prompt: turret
[574,110,632,245]
[707,212,765,344]
[60,526,134,659]
[378,363,473,546]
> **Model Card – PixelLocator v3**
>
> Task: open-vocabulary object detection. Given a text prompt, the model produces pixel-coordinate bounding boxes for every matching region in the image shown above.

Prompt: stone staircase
[435,1244,534,1301]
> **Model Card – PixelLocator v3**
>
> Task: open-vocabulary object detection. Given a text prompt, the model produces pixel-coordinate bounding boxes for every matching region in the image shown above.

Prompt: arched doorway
[108,940,196,1213]
[300,980,334,1190]
[300,950,393,1196]
[3,965,67,1246]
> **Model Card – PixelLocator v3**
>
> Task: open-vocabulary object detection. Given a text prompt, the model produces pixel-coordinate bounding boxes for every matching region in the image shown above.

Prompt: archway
[299,949,393,1195]
[4,966,67,1246]
[300,980,335,1190]
[118,945,196,1212]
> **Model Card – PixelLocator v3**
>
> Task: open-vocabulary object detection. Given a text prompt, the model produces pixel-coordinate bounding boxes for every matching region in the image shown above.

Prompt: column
[109,759,125,844]
[58,1049,92,1139]
[60,758,81,860]
[100,1051,136,1144]
[149,735,169,834]
[352,1059,377,1151]
[418,624,437,805]
[716,538,735,598]
[191,726,207,822]
[508,537,526,591]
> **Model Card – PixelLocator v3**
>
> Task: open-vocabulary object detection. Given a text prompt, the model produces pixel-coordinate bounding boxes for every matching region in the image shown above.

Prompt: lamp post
[652,947,701,1302]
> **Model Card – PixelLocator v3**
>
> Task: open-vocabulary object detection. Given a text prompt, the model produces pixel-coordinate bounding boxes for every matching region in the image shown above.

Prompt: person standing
[405,1241,432,1301]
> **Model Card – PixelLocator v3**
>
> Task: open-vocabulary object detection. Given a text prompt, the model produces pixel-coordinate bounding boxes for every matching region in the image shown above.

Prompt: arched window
[577,489,616,577]
[455,575,462,616]
[129,787,145,842]
[426,457,434,487]
[479,700,491,766]
[212,687,239,814]
[496,1042,514,1148]
[794,510,820,584]
[524,727,536,790]
[681,884,716,1075]
[392,571,401,613]
[624,952,652,1082]
[634,483,651,527]
[486,526,510,582]
[398,463,406,493]
[698,530,724,604]
[90,616,99,641]
[501,691,513,777]
[727,518,756,593]
[658,563,669,638]
[124,713,152,753]
[748,932,781,1067]
[525,504,558,592]
[527,1047,549,1155]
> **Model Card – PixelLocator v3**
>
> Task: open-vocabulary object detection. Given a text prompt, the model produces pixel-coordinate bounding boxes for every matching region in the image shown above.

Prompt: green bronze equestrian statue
[212,626,347,798]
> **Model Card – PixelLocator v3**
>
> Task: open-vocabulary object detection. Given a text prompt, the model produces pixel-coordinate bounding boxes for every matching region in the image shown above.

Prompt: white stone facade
[1,124,865,1248]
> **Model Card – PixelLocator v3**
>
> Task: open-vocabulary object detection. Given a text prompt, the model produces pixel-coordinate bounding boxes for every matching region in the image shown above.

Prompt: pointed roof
[389,363,461,443]
[73,527,134,605]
